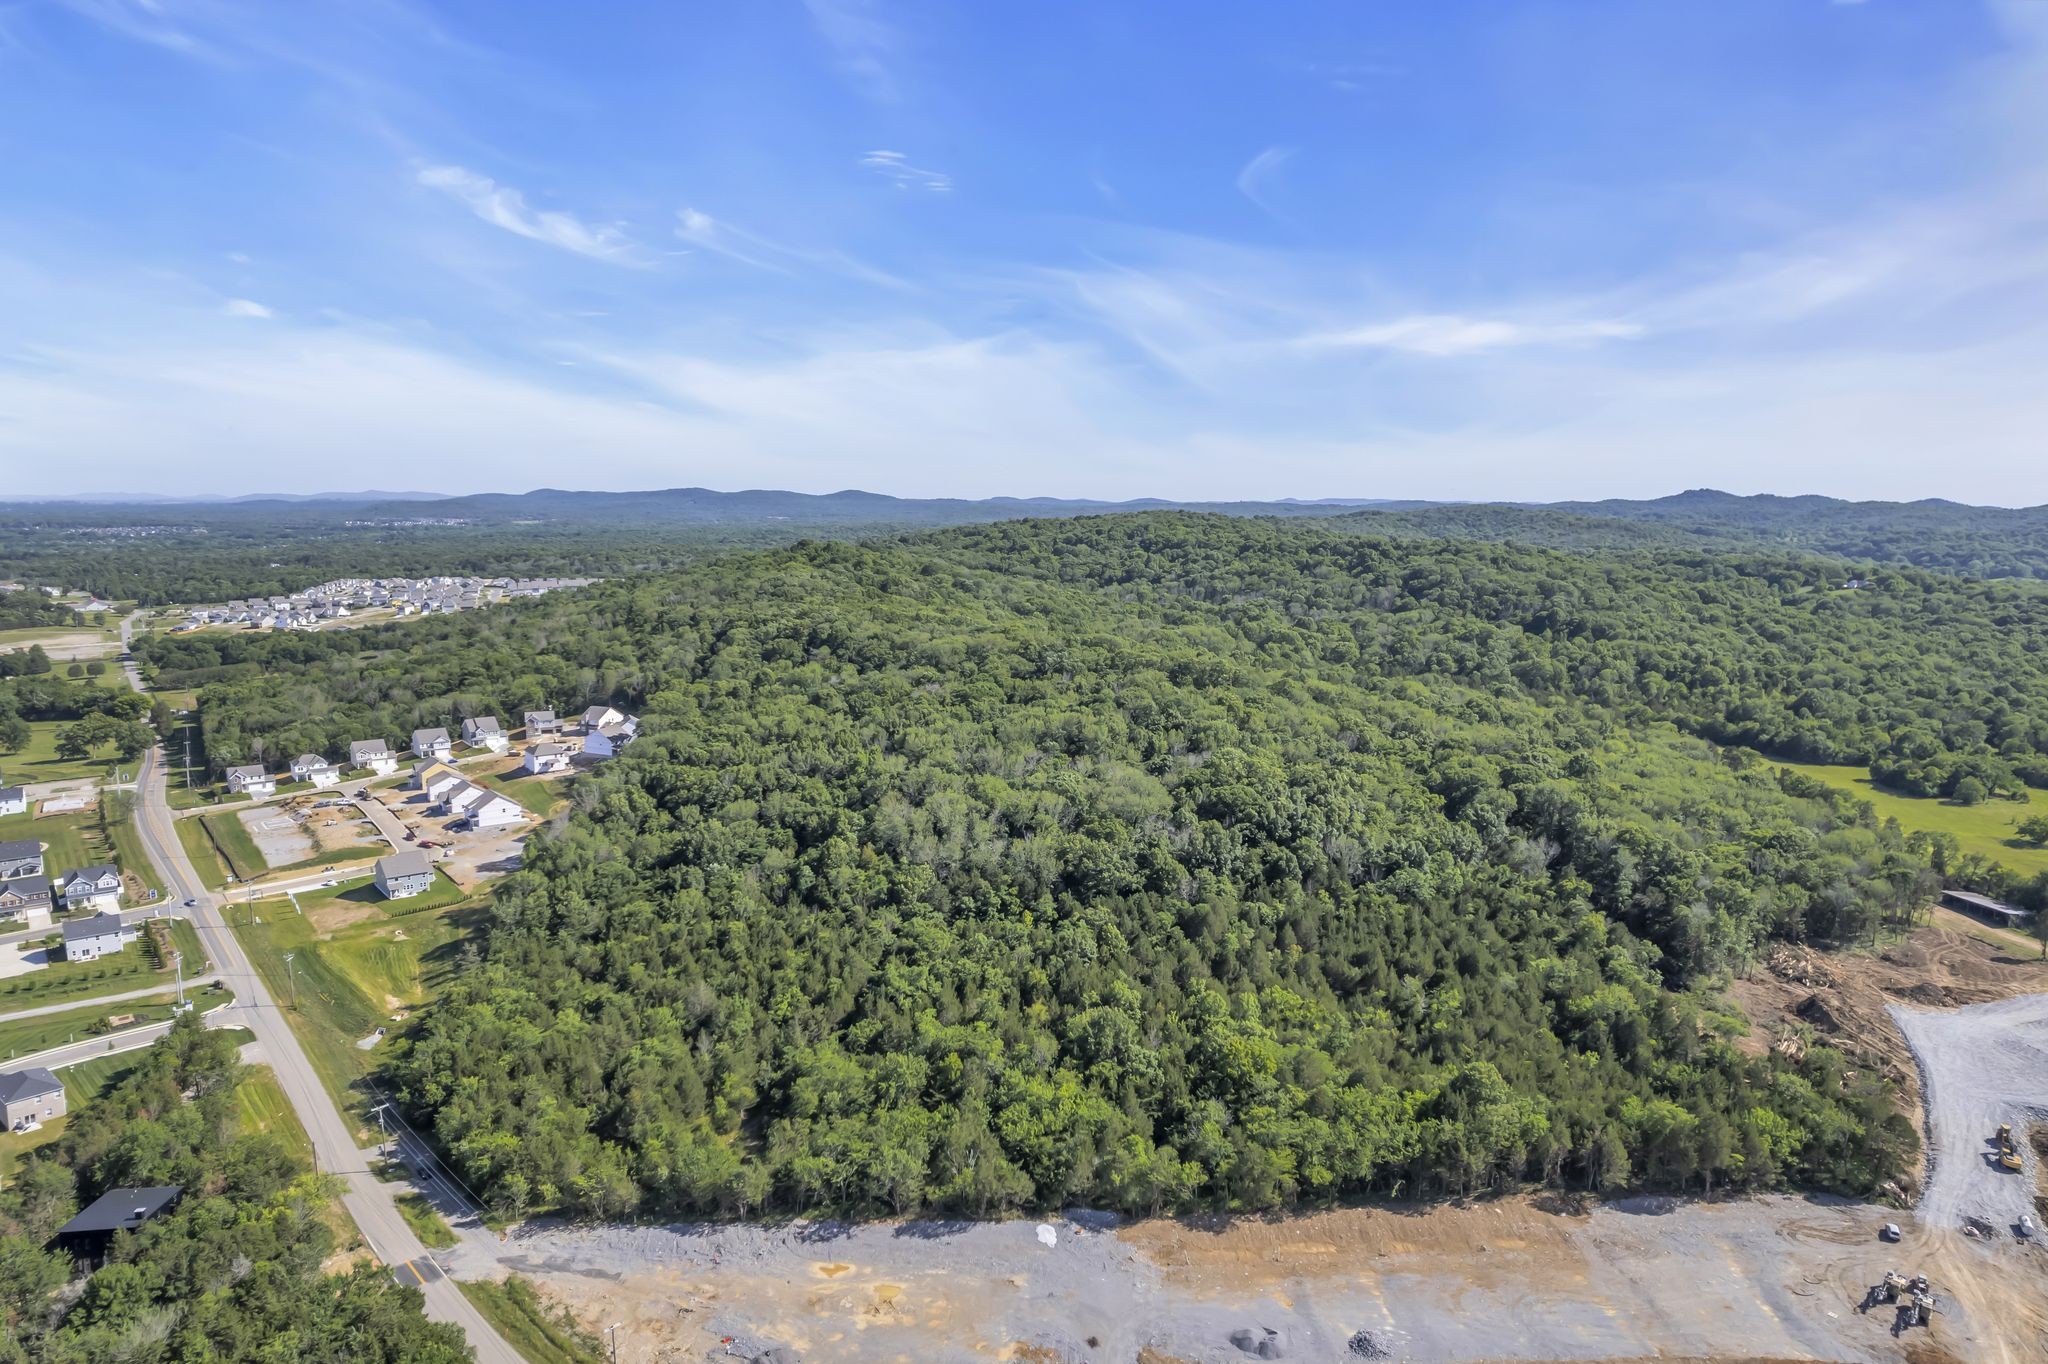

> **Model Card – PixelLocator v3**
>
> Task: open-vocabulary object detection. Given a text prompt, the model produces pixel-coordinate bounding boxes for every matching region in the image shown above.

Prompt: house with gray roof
[411,727,452,761]
[0,839,42,881]
[55,864,122,913]
[62,911,137,962]
[374,849,436,900]
[348,738,398,775]
[0,1067,64,1131]
[0,785,23,817]
[0,873,52,928]
[225,764,275,797]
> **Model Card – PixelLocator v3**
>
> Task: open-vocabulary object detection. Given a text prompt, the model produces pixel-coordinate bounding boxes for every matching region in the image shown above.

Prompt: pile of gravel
[1229,1326,1289,1358]
[1348,1330,1392,1359]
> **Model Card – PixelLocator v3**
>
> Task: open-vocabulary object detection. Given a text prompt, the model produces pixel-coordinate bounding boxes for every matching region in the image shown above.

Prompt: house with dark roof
[0,873,52,928]
[523,709,559,735]
[0,784,24,817]
[62,911,137,962]
[0,838,43,881]
[0,1067,64,1130]
[55,864,122,913]
[580,704,625,732]
[460,716,508,752]
[55,1186,182,1262]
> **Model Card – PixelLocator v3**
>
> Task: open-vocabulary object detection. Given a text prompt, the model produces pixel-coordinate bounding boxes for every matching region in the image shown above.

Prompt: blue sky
[2,0,2045,501]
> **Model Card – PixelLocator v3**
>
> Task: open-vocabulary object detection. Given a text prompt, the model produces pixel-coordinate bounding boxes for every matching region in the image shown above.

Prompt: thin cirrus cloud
[415,165,639,265]
[1304,314,1646,357]
[861,150,952,192]
[1235,145,1295,214]
[804,0,902,102]
[221,298,273,319]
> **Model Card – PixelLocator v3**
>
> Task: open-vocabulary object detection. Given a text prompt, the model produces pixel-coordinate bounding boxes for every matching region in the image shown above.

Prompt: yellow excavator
[1997,1124,2023,1173]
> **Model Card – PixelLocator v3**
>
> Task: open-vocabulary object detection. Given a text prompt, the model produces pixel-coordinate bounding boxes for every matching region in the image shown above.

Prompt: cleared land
[457,1278,603,1364]
[235,1063,315,1167]
[1779,761,2048,879]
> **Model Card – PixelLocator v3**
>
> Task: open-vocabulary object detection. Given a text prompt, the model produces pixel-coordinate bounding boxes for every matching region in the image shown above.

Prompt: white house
[523,709,559,735]
[0,1067,65,1131]
[373,849,436,900]
[523,743,573,775]
[55,865,122,914]
[0,785,24,817]
[579,704,625,733]
[582,717,639,759]
[411,727,453,761]
[61,912,137,962]
[289,754,340,788]
[225,765,276,797]
[0,840,42,881]
[436,779,524,829]
[348,739,398,776]
[461,716,508,752]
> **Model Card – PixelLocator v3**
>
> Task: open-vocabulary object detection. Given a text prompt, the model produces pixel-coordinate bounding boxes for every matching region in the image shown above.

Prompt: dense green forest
[0,1020,465,1363]
[222,512,2048,1220]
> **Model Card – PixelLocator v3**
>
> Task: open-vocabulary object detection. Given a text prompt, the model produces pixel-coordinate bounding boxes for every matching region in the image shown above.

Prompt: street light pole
[172,948,183,1008]
[604,1323,622,1364]
[283,951,296,1010]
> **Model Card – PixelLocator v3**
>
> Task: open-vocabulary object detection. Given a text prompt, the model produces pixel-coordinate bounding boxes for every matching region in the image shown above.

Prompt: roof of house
[63,911,129,941]
[57,1186,183,1236]
[529,742,567,756]
[1944,888,2027,917]
[525,708,555,721]
[0,838,43,861]
[413,726,451,744]
[59,864,119,887]
[226,764,267,780]
[0,1067,63,1104]
[466,716,503,733]
[350,738,391,755]
[0,785,22,801]
[377,849,433,880]
[293,753,330,768]
[597,722,635,739]
[581,704,617,723]
[0,872,50,902]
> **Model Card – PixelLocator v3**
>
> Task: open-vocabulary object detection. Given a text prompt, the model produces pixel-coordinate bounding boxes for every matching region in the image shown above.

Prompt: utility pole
[172,948,184,1009]
[604,1323,622,1364]
[283,951,296,1011]
[373,1102,391,1156]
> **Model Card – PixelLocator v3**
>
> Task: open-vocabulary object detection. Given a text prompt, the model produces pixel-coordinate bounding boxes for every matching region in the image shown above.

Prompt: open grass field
[0,984,231,1063]
[235,1064,315,1167]
[457,1278,604,1364]
[174,813,231,889]
[290,869,467,920]
[0,936,172,1011]
[1,720,131,786]
[1777,761,2048,879]
[230,891,478,1125]
[62,1051,142,1105]
[0,1115,63,1190]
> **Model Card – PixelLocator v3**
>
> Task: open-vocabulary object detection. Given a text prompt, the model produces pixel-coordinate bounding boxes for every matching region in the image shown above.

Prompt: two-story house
[225,765,276,797]
[348,739,399,776]
[411,727,453,761]
[55,864,123,914]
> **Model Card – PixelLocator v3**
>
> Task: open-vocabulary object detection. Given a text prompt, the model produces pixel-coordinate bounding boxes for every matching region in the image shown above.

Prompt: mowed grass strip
[456,1278,604,1364]
[235,1064,315,1167]
[1777,761,2048,879]
[393,1192,458,1249]
[0,985,231,1062]
[198,810,267,881]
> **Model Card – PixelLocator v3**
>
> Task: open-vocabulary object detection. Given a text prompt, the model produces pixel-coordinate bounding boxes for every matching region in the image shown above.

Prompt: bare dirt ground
[237,805,315,868]
[447,926,2048,1364]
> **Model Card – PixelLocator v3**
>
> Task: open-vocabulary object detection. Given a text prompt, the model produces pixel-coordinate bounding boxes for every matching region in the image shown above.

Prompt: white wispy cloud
[1235,145,1295,214]
[804,0,901,103]
[675,208,795,274]
[221,298,273,319]
[54,0,222,60]
[416,164,638,264]
[861,150,952,193]
[1305,314,1644,357]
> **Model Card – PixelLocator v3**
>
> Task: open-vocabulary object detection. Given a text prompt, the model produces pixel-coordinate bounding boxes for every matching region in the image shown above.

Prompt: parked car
[1881,1222,1901,1242]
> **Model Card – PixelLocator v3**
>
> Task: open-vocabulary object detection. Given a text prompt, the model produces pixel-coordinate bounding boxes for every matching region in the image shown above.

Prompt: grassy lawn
[104,807,166,900]
[235,1064,315,1167]
[175,813,232,889]
[0,937,173,1012]
[229,891,477,1127]
[456,1278,604,1364]
[394,1191,458,1249]
[0,984,231,1063]
[0,808,94,872]
[62,1051,143,1105]
[198,810,267,881]
[262,843,386,880]
[0,720,131,786]
[1779,762,2048,879]
[290,869,467,920]
[0,1116,65,1190]
[474,761,566,818]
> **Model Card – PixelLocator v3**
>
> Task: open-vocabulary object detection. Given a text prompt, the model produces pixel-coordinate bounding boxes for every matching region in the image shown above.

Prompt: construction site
[434,923,2048,1364]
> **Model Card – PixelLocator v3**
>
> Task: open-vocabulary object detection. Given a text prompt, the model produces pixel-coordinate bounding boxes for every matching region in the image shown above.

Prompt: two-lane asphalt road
[120,615,521,1363]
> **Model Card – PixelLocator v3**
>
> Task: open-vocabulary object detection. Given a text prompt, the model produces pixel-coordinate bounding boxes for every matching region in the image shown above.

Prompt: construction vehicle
[1881,1270,1909,1303]
[1997,1123,2024,1172]
[1904,1275,1935,1328]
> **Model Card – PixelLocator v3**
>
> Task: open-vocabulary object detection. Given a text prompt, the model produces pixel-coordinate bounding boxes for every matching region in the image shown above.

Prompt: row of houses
[178,575,592,632]
[221,705,639,796]
[0,840,127,933]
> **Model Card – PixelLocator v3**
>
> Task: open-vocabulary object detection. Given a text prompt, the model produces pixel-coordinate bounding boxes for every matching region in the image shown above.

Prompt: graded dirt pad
[1728,926,2048,1155]
[237,805,314,868]
[454,1194,2022,1363]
